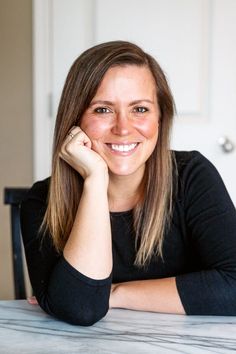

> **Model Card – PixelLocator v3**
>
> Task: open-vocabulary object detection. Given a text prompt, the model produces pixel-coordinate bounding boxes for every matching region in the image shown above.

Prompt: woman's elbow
[61,307,109,326]
[39,297,109,326]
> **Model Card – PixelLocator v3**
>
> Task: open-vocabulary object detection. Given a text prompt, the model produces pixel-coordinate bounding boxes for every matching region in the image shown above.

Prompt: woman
[21,40,236,326]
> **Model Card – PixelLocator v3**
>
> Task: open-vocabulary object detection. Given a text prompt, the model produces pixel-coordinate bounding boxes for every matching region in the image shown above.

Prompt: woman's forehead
[92,65,157,101]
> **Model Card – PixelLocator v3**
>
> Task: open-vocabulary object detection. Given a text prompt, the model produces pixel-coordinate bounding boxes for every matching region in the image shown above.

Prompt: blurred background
[1,0,236,299]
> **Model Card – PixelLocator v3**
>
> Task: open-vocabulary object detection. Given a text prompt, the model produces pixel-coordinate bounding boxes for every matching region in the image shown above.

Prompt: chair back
[4,187,30,299]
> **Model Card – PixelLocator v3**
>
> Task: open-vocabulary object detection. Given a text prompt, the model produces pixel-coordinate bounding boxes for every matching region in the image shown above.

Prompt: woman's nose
[111,113,132,136]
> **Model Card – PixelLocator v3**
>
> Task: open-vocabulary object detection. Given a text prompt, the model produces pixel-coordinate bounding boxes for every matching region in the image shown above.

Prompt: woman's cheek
[135,119,159,138]
[81,118,110,140]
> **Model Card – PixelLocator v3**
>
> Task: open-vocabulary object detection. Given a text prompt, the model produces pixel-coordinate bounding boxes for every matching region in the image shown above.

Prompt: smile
[107,143,138,152]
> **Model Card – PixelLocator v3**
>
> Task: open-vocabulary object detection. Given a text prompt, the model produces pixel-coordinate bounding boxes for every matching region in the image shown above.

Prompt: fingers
[67,126,82,140]
[59,126,94,176]
[61,126,92,157]
[59,125,107,179]
[27,296,38,305]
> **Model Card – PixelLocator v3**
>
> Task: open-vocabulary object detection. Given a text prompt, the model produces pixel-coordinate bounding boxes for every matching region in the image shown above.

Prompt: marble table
[0,301,236,354]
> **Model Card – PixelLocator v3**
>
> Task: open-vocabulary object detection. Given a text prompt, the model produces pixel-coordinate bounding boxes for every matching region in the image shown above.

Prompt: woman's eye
[94,107,110,113]
[134,106,148,113]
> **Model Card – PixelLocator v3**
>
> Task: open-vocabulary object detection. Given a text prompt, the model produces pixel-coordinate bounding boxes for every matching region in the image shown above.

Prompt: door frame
[33,0,53,181]
[33,0,95,180]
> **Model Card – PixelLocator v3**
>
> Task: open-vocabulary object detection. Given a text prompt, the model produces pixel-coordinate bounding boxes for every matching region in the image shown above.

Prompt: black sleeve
[20,179,112,325]
[175,151,236,315]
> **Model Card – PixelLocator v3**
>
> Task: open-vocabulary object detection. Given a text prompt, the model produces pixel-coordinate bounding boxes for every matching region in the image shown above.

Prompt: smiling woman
[20,41,236,326]
[81,65,159,179]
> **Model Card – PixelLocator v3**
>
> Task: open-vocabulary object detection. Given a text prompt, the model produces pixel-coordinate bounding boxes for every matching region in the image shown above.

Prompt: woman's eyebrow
[89,99,154,107]
[128,99,154,106]
[89,100,114,107]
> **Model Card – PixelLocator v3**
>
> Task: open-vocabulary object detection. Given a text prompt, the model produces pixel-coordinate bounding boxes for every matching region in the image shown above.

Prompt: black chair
[4,187,30,299]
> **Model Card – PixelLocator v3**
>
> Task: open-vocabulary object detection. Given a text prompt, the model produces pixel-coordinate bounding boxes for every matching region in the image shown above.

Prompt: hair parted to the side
[42,40,176,267]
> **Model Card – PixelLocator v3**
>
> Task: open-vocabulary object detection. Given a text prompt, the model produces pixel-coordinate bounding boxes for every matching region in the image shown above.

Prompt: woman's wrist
[110,283,123,309]
[84,168,109,189]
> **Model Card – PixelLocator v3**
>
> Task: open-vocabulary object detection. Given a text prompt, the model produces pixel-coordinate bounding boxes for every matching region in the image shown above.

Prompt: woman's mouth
[106,143,139,154]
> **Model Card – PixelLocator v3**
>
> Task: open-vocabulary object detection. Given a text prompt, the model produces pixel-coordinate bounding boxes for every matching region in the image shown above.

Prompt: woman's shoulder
[171,150,224,196]
[171,150,234,207]
[173,149,206,167]
[22,177,51,205]
[20,178,51,230]
[172,150,215,178]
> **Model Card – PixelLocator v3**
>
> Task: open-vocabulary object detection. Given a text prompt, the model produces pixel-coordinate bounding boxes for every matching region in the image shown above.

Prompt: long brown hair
[43,40,176,266]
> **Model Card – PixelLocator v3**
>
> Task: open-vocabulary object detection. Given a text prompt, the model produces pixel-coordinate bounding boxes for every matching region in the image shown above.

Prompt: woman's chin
[108,163,145,178]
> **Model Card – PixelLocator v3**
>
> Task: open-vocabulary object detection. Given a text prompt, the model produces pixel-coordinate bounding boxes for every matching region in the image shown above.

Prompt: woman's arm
[63,174,112,280]
[61,127,112,279]
[21,128,113,325]
[21,178,112,326]
[175,152,236,315]
[110,152,236,316]
[110,278,185,314]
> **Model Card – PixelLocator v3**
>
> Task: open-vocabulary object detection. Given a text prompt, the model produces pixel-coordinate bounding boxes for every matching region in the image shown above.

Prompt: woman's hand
[27,296,38,305]
[60,126,108,180]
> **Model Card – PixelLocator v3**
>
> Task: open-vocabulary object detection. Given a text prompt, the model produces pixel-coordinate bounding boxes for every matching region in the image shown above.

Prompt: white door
[33,0,236,204]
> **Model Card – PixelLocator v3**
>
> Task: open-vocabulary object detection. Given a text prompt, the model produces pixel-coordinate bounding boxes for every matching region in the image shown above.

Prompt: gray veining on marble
[0,301,236,354]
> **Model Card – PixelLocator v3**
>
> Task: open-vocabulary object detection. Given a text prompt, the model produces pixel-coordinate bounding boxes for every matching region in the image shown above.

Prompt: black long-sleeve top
[20,151,236,325]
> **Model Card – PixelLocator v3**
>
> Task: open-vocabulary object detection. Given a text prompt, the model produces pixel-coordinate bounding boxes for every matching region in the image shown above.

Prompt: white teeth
[110,143,137,152]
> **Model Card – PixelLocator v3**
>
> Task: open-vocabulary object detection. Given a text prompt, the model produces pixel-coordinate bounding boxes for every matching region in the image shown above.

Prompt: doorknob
[218,136,235,153]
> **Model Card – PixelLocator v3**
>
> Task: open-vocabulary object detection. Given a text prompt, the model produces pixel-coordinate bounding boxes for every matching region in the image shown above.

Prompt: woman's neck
[108,171,144,212]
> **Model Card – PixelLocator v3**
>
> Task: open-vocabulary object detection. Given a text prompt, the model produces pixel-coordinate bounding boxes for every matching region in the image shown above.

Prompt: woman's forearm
[63,173,112,279]
[110,277,185,314]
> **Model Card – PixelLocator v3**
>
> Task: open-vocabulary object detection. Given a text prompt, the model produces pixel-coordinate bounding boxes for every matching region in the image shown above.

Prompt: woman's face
[80,65,160,178]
